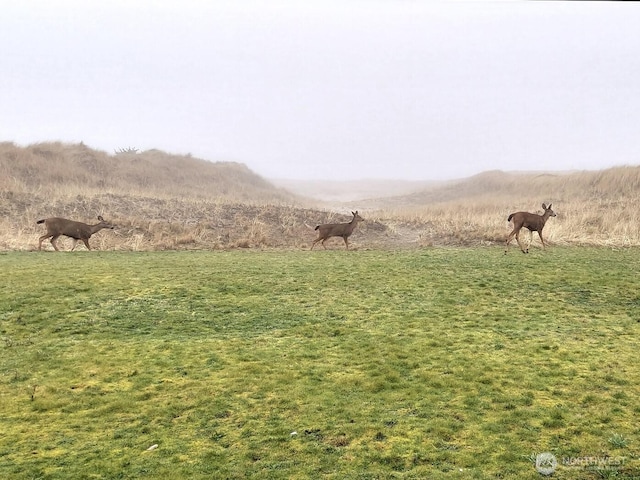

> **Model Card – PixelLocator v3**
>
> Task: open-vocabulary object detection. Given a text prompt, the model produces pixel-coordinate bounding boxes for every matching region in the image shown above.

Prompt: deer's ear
[541,203,547,210]
[98,215,104,221]
[548,204,552,209]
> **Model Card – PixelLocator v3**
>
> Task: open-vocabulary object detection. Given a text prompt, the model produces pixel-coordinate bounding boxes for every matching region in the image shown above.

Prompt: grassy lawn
[0,247,638,479]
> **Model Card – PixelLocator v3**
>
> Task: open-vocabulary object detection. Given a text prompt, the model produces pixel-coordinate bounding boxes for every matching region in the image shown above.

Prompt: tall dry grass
[375,167,640,247]
[1,141,639,250]
[0,141,299,203]
[0,141,317,251]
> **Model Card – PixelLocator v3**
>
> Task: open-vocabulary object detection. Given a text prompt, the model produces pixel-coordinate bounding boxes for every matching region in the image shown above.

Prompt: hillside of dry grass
[0,142,392,250]
[0,141,300,204]
[1,141,639,250]
[356,167,640,247]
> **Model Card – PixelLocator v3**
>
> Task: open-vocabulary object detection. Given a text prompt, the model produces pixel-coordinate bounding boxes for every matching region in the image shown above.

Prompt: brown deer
[311,211,364,250]
[505,203,556,254]
[37,216,115,251]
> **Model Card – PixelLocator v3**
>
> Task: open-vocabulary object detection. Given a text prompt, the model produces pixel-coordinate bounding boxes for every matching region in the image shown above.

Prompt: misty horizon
[2,1,639,182]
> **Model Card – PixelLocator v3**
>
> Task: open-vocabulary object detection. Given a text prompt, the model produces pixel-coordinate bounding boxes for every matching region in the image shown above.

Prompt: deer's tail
[36,219,45,224]
[314,225,320,231]
[507,214,514,222]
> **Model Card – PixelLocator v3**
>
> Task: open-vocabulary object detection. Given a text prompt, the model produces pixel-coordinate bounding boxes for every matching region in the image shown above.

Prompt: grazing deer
[505,203,556,254]
[311,211,364,250]
[37,216,115,251]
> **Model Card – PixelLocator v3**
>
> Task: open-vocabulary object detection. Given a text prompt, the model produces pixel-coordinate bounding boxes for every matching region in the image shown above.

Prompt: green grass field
[1,248,638,479]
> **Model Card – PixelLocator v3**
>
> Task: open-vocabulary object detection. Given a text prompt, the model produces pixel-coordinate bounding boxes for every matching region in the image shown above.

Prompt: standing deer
[37,216,115,251]
[311,211,364,250]
[505,203,556,254]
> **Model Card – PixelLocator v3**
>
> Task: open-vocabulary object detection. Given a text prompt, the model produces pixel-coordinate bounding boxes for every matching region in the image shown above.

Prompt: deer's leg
[515,231,527,254]
[70,239,78,251]
[343,236,349,250]
[505,229,517,254]
[538,231,546,249]
[82,239,91,251]
[50,235,60,252]
[38,234,50,251]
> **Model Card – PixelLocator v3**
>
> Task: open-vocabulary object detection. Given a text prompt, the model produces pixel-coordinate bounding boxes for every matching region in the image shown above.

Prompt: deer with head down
[37,216,115,251]
[311,211,364,250]
[505,203,556,254]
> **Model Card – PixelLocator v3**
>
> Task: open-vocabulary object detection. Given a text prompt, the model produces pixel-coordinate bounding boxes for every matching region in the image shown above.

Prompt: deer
[37,216,115,251]
[311,211,364,250]
[505,203,556,254]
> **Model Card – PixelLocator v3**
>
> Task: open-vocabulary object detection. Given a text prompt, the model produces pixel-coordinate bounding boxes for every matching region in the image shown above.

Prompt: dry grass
[372,168,640,247]
[1,141,639,250]
[0,141,299,204]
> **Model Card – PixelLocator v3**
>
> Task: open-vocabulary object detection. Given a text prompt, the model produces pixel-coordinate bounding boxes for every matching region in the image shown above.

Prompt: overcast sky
[1,1,639,181]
